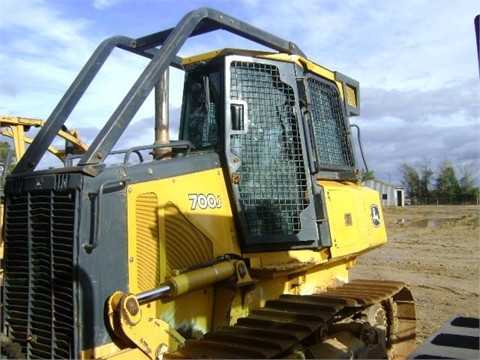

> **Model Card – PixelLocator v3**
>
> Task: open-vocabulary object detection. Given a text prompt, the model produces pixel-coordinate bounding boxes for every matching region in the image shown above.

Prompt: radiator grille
[307,77,355,167]
[230,61,309,236]
[3,190,76,359]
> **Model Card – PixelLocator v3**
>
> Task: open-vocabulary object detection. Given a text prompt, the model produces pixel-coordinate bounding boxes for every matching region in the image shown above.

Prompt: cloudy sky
[0,0,479,185]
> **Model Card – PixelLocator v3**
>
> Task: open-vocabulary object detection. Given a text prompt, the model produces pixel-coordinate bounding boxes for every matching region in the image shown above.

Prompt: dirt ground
[350,205,480,344]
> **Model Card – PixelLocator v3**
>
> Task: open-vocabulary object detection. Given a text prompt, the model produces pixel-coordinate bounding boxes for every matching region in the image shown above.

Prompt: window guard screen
[307,77,355,168]
[229,61,309,236]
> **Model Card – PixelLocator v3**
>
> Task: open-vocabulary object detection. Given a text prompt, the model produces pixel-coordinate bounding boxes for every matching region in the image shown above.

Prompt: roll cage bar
[13,7,306,174]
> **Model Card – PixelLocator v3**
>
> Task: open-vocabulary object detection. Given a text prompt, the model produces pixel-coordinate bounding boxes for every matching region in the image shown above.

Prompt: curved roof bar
[13,7,305,173]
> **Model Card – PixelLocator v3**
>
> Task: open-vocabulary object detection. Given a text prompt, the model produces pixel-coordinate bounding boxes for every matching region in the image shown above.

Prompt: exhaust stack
[153,69,170,159]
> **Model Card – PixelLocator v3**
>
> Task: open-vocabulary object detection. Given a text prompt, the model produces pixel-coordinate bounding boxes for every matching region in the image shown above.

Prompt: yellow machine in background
[0,115,88,162]
[1,8,417,359]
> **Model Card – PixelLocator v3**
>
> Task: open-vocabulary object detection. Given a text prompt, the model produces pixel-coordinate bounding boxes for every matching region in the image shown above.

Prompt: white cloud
[0,1,90,45]
[244,0,478,90]
[92,0,128,10]
[363,79,479,125]
[1,0,478,182]
[0,0,97,118]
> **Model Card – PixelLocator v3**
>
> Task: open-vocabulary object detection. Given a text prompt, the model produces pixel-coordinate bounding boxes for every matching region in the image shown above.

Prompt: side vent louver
[3,189,76,359]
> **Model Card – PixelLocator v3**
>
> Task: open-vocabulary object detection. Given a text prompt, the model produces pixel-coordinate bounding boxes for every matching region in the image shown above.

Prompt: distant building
[363,180,405,207]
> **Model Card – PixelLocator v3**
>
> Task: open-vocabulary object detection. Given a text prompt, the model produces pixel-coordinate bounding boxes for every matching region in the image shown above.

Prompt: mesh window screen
[230,61,308,236]
[307,78,354,167]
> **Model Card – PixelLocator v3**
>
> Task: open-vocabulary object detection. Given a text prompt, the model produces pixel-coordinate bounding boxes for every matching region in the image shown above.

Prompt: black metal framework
[13,7,306,175]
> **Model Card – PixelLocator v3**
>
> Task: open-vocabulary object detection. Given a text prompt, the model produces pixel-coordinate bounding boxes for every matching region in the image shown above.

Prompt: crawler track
[166,279,416,359]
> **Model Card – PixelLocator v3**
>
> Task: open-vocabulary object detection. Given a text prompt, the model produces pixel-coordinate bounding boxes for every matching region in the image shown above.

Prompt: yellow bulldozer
[1,8,419,359]
[0,116,88,164]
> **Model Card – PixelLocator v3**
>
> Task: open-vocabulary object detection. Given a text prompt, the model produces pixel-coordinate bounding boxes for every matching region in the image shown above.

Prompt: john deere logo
[370,204,381,227]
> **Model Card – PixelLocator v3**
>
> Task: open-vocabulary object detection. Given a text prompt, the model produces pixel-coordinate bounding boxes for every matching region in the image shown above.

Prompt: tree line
[399,159,479,205]
[0,141,15,186]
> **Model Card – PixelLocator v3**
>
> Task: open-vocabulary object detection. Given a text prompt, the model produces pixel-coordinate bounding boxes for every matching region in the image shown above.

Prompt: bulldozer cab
[180,50,360,251]
[9,8,361,253]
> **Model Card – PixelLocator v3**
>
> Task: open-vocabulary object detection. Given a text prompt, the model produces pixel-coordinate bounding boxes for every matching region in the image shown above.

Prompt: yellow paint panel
[126,167,240,335]
[246,248,329,273]
[82,342,147,360]
[321,180,387,258]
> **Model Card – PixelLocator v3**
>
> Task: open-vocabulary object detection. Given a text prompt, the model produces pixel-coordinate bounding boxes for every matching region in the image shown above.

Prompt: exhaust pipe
[153,69,171,159]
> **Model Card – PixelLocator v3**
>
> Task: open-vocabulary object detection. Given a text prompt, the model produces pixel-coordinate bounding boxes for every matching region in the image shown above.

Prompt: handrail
[64,141,194,166]
[83,177,130,252]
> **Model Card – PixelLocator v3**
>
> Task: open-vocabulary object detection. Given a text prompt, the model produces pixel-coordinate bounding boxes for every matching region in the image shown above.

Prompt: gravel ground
[350,205,480,344]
